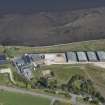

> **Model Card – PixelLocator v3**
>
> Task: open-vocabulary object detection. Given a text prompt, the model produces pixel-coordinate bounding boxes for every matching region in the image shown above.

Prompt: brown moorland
[0,7,105,46]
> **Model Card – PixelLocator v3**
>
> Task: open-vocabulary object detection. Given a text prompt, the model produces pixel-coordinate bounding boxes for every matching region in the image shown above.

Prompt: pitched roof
[77,52,87,61]
[86,51,97,61]
[66,52,77,62]
[97,51,105,61]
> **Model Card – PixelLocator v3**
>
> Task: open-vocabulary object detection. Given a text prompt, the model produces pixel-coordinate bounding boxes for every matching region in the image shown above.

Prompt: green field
[0,91,50,105]
[84,65,105,98]
[0,63,105,105]
[34,64,105,98]
[53,101,71,105]
[0,39,105,57]
[35,64,86,84]
[0,74,11,85]
[0,64,14,85]
[0,62,105,98]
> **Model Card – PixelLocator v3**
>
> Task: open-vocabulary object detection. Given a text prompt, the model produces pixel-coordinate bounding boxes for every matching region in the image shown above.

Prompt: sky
[0,0,105,12]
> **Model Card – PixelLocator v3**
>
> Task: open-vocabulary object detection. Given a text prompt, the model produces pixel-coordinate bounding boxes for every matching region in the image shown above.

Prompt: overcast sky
[0,0,105,12]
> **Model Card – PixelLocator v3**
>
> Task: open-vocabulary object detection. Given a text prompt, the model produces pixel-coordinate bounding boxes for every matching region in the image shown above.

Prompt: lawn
[84,65,105,98]
[34,64,86,84]
[0,64,14,85]
[0,74,11,85]
[53,101,72,105]
[0,91,50,105]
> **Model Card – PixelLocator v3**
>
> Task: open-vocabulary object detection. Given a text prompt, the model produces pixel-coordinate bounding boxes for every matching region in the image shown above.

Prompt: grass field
[0,74,11,85]
[35,64,85,84]
[0,91,50,105]
[0,63,27,87]
[0,64,14,85]
[0,39,105,57]
[84,65,105,98]
[0,63,105,104]
[53,101,72,105]
[34,64,105,98]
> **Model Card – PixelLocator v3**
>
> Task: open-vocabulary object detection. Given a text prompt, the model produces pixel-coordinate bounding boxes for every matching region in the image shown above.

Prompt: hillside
[0,7,105,46]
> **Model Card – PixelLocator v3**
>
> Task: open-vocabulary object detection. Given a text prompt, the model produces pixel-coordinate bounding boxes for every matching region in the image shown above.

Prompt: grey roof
[77,52,88,61]
[86,51,98,61]
[97,51,105,61]
[22,54,31,64]
[29,54,45,62]
[14,57,25,66]
[22,68,32,80]
[66,52,77,62]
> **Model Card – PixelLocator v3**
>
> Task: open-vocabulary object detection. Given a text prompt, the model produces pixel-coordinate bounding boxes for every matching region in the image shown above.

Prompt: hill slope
[0,7,105,46]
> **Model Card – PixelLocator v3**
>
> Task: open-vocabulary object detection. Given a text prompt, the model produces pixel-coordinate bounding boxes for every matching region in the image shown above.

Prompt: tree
[37,77,48,88]
[48,80,57,90]
[61,84,68,91]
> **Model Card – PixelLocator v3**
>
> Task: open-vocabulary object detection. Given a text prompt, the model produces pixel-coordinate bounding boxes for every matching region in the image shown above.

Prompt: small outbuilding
[76,52,88,62]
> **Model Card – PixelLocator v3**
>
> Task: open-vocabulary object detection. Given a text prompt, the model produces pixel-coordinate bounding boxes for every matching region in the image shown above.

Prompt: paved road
[0,85,70,103]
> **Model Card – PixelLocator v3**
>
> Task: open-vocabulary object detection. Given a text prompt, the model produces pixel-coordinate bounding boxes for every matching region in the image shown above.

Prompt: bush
[99,96,105,103]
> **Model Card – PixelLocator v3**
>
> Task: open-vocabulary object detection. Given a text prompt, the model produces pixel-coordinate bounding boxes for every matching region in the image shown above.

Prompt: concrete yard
[44,53,67,65]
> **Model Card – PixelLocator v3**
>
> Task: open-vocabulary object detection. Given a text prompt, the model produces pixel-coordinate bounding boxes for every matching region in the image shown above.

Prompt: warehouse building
[96,51,105,61]
[66,52,77,62]
[77,52,88,62]
[86,51,98,62]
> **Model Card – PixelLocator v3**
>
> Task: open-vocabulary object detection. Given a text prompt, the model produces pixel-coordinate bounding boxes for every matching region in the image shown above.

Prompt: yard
[34,64,105,98]
[0,91,50,105]
[34,64,86,84]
